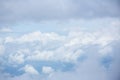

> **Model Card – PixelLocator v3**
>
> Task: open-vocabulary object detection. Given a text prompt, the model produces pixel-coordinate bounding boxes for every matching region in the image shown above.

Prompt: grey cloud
[0,0,120,26]
[49,43,120,80]
[0,23,120,80]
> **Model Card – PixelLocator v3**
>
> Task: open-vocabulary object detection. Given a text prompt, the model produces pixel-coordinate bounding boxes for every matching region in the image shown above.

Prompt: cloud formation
[0,0,120,26]
[0,19,120,80]
[23,64,39,75]
[0,0,120,79]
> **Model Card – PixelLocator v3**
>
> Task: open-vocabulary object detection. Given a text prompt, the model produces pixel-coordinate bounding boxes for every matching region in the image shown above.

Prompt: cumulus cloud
[42,66,54,74]
[5,31,65,44]
[23,64,39,75]
[48,43,120,80]
[0,18,120,80]
[1,22,119,64]
[8,52,25,64]
[0,0,120,80]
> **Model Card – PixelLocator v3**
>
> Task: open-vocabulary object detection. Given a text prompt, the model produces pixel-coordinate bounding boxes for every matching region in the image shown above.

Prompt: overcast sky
[0,0,120,80]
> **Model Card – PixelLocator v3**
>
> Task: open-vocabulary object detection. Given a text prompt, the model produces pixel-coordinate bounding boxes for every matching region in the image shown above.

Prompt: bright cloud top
[0,19,120,80]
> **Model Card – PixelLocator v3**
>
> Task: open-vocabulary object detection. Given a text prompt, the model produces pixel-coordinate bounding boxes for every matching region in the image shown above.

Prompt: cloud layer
[0,0,120,26]
[0,0,120,80]
[0,19,120,80]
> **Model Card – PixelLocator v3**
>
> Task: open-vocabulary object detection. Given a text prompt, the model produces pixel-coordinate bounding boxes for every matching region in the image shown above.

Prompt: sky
[0,0,120,80]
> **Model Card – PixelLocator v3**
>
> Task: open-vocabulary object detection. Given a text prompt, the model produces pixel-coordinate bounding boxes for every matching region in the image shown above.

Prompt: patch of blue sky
[26,61,75,73]
[100,56,113,69]
[10,18,119,36]
[3,65,24,76]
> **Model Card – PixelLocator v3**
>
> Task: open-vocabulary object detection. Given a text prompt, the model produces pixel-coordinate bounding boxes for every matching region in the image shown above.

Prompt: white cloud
[22,27,117,63]
[58,48,83,62]
[17,49,30,55]
[0,19,120,80]
[65,31,96,47]
[0,45,5,56]
[66,28,118,48]
[27,48,83,63]
[99,46,113,56]
[0,27,12,33]
[42,66,54,76]
[16,31,65,44]
[23,64,39,75]
[93,32,115,47]
[48,46,120,80]
[17,31,41,43]
[8,52,25,64]
[27,50,54,61]
[2,24,119,64]
[111,20,120,27]
[5,37,14,43]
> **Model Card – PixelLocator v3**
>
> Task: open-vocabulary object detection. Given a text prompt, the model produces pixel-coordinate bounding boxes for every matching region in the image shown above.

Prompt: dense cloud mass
[0,0,120,80]
[0,21,120,80]
[0,0,120,26]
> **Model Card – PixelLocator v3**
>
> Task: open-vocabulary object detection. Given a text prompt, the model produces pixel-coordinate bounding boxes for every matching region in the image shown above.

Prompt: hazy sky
[0,0,120,80]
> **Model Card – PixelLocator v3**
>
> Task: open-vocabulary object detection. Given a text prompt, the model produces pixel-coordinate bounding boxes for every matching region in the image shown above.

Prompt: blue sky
[0,0,120,80]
